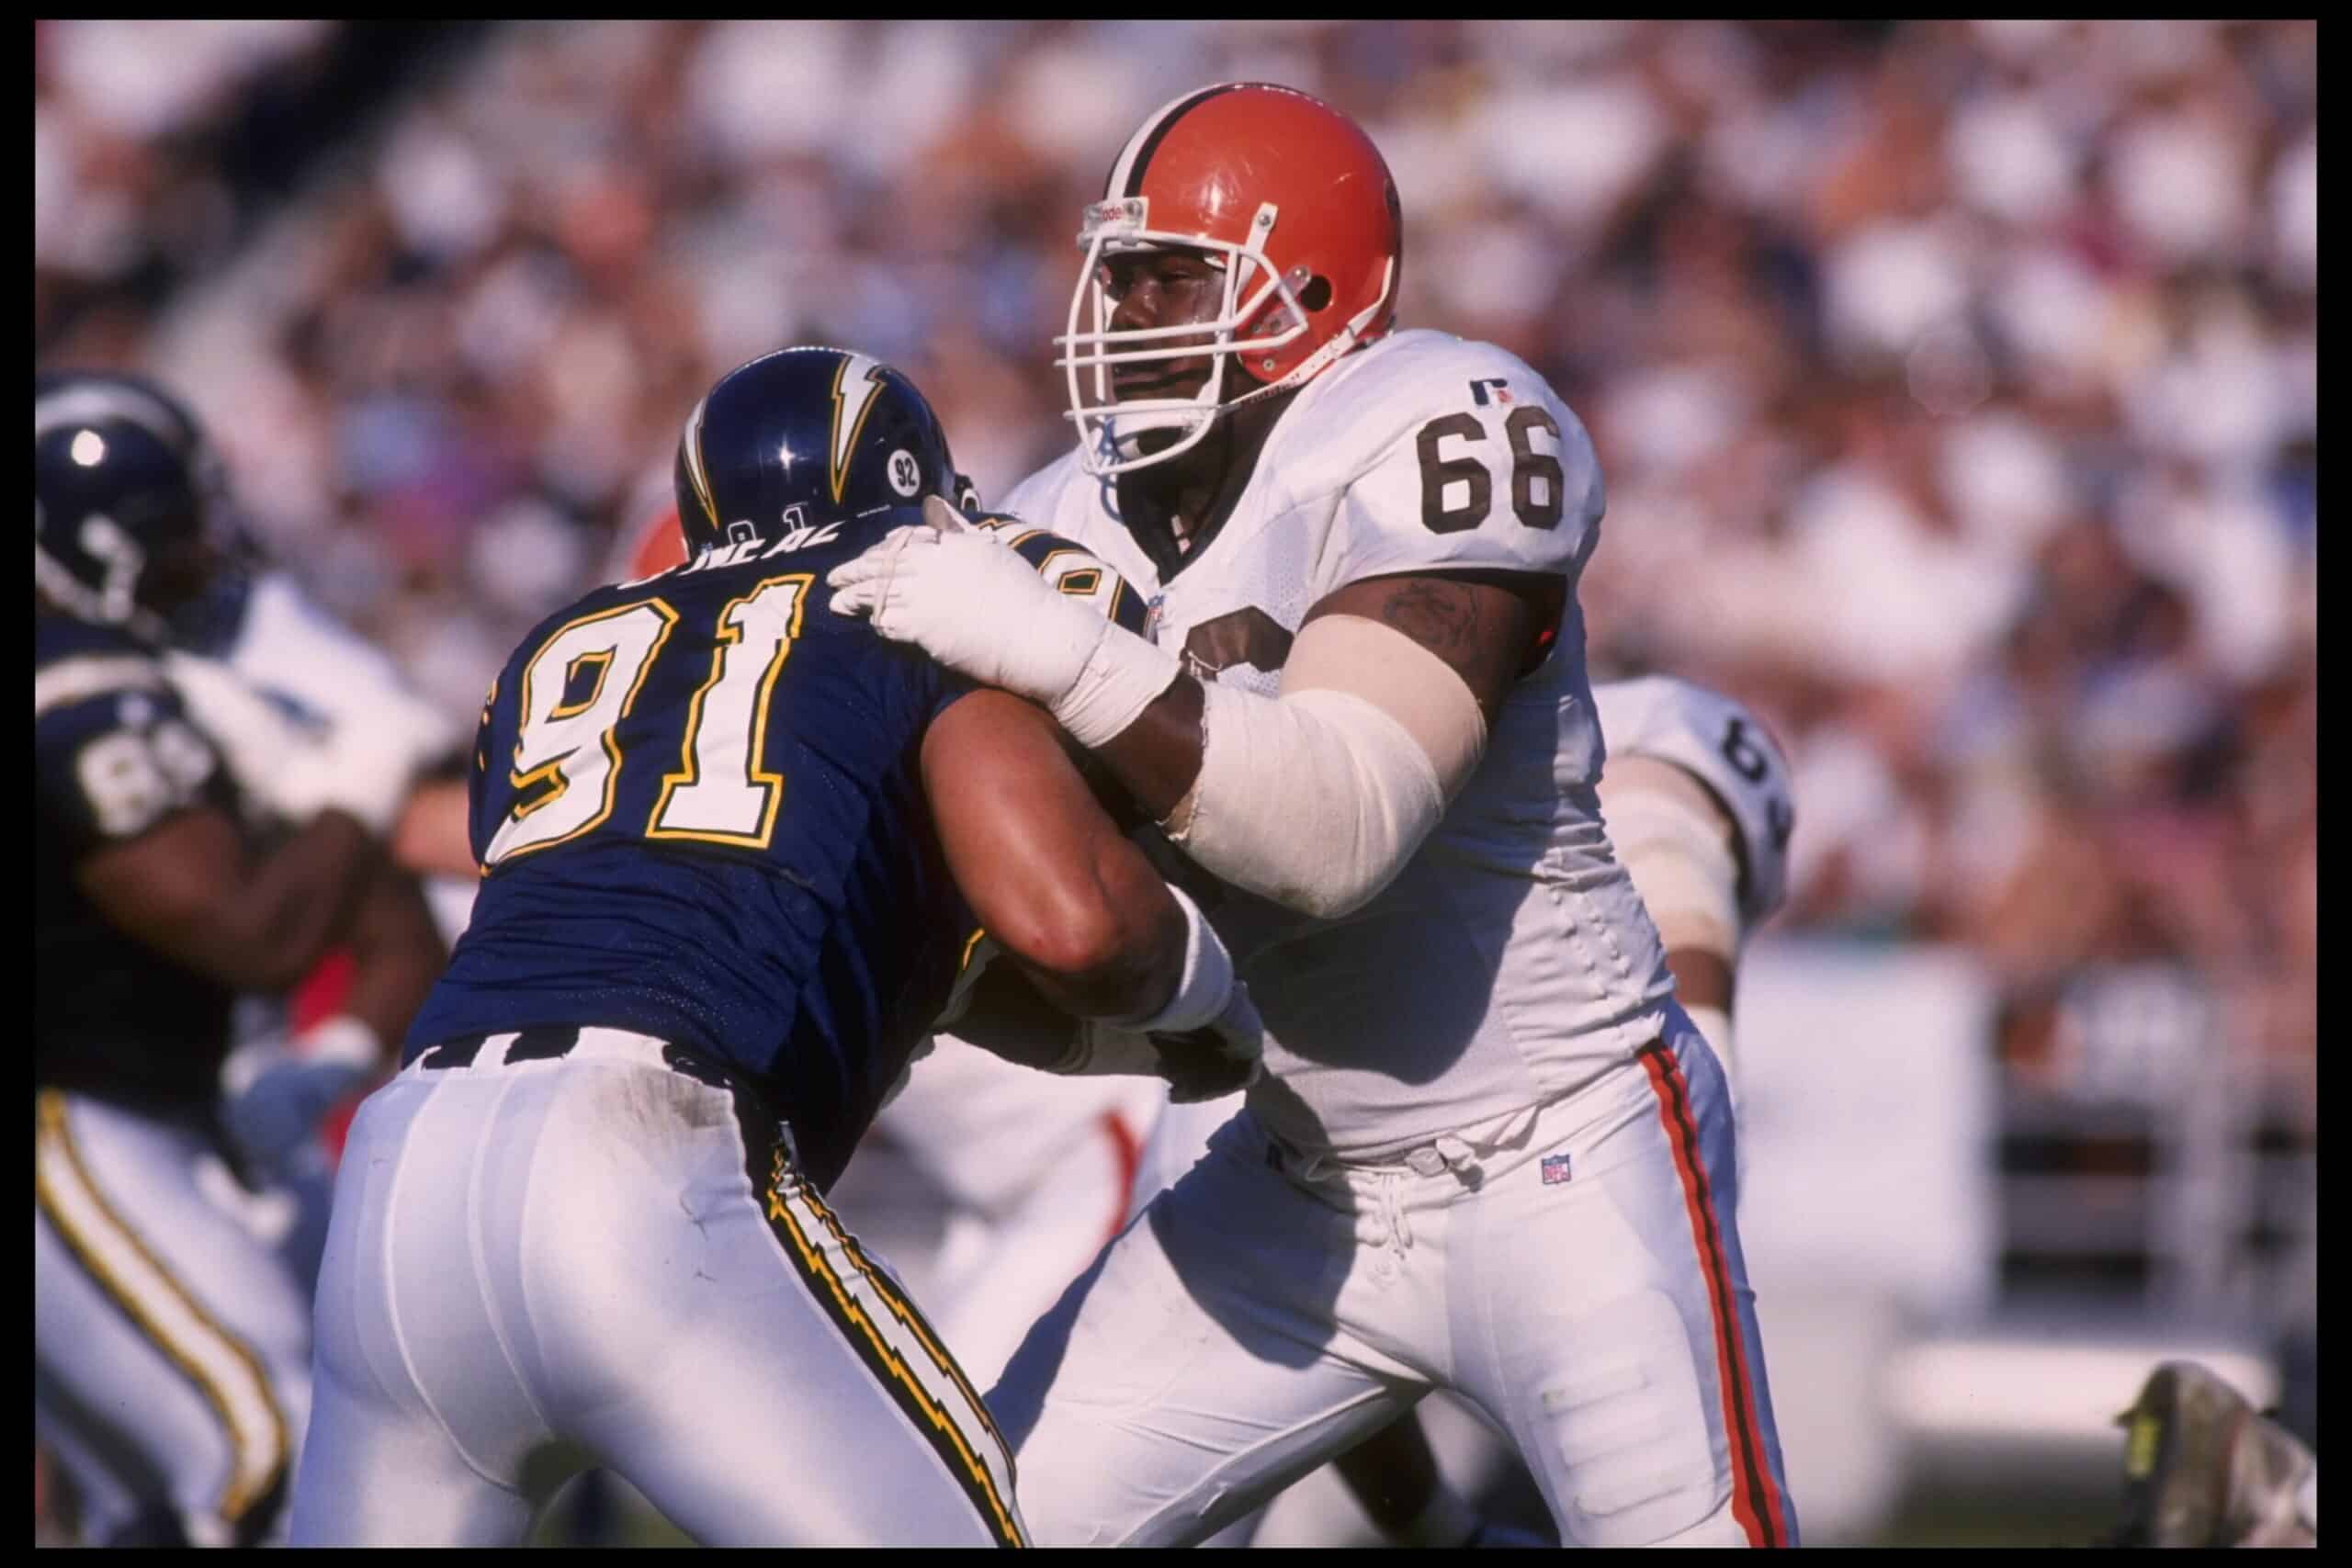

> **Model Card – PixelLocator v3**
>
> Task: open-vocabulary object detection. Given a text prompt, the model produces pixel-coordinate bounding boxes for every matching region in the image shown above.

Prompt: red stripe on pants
[1638,1044,1788,1547]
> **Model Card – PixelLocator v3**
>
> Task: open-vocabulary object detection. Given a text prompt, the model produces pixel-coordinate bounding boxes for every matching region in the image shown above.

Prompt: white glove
[828,495,1182,748]
[219,1016,382,1173]
[165,651,434,836]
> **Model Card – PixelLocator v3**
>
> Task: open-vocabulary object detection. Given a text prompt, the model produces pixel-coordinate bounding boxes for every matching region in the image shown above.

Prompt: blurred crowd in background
[38,17,2316,1276]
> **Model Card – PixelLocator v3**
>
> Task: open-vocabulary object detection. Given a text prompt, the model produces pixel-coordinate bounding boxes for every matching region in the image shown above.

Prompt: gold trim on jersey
[645,574,811,849]
[762,1147,1024,1546]
[548,649,616,720]
[497,598,680,863]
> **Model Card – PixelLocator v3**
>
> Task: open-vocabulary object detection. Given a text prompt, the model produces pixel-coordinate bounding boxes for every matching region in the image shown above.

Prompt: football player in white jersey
[1132,671,1799,1546]
[832,82,1797,1548]
[1589,675,1795,1118]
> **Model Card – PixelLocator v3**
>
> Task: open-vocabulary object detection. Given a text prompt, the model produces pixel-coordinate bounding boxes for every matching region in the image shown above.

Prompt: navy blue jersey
[405,532,980,1190]
[35,615,241,1111]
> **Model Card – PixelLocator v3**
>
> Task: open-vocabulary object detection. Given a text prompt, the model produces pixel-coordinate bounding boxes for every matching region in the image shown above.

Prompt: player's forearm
[222,811,384,993]
[1089,672,1206,821]
[990,836,1189,1022]
[334,860,449,1048]
[1663,948,1736,1016]
[946,963,1084,1069]
[390,776,477,880]
[1100,583,1530,920]
[928,691,1203,1023]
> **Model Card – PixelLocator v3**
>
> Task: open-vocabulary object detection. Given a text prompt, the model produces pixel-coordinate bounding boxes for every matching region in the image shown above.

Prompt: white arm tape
[1106,884,1235,1034]
[1166,615,1488,920]
[1051,619,1184,750]
[1600,756,1744,961]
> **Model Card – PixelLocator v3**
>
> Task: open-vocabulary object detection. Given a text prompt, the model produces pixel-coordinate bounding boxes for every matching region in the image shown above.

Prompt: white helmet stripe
[828,354,887,503]
[679,394,718,530]
[1105,83,1240,198]
[35,383,190,448]
[1104,89,1191,198]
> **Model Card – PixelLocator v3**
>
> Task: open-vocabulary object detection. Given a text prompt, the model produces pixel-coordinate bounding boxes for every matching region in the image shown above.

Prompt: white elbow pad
[1167,615,1487,919]
[1602,756,1745,962]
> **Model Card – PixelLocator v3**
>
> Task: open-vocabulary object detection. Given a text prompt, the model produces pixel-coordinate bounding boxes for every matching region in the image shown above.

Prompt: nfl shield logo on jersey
[1540,1153,1572,1186]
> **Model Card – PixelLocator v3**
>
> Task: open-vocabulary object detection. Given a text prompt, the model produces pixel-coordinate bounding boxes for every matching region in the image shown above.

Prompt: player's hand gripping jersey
[996,329,1678,1159]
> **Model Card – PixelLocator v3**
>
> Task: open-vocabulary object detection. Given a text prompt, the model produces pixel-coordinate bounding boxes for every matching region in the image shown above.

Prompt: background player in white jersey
[1590,675,1795,1119]
[834,83,1797,1547]
[1132,671,1799,1546]
[34,372,446,1547]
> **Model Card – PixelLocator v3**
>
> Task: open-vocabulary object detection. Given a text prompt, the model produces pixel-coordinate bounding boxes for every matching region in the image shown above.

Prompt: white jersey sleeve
[1309,334,1604,598]
[1593,676,1796,927]
[994,452,1086,538]
[222,571,463,763]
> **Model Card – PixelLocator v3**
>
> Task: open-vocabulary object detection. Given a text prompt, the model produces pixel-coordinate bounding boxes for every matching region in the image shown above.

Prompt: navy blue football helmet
[673,346,978,558]
[35,370,238,640]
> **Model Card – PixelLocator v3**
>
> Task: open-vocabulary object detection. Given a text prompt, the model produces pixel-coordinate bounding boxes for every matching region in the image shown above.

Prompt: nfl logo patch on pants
[1540,1153,1572,1185]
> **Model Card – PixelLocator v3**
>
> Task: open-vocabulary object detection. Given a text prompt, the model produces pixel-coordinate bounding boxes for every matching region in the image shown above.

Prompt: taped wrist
[1105,885,1235,1035]
[1046,621,1184,750]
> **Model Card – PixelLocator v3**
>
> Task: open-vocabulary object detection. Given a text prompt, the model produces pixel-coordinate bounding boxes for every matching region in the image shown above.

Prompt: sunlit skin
[1100,248,1229,405]
[1097,247,1295,557]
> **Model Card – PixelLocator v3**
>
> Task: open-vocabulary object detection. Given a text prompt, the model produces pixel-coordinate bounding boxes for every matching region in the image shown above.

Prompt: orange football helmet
[616,503,687,581]
[1058,82,1403,476]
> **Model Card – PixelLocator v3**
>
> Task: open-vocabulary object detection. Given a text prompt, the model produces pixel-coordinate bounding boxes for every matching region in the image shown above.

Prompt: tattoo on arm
[1375,578,1483,660]
[1306,570,1558,725]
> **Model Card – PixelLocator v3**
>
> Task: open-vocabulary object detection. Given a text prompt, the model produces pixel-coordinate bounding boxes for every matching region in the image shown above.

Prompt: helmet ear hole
[1299,275,1333,312]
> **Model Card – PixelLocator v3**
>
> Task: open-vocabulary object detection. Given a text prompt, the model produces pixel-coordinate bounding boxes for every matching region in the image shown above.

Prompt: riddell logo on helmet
[1084,198,1144,231]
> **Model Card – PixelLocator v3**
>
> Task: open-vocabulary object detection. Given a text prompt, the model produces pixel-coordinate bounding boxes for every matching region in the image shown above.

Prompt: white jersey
[1002,329,1674,1158]
[209,570,481,947]
[214,572,463,762]
[1592,676,1796,929]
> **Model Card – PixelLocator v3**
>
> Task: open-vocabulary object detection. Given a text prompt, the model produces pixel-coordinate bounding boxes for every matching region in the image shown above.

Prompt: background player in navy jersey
[288,346,1264,1548]
[34,372,446,1547]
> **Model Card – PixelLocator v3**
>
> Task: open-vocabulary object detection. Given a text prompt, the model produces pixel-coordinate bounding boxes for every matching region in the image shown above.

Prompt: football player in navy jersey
[288,346,1262,1548]
[34,371,445,1547]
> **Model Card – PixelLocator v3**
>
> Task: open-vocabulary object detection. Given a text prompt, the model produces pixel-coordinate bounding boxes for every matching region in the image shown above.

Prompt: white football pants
[287,1028,1024,1547]
[993,1030,1797,1548]
[33,1089,314,1548]
[872,1035,1163,1389]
